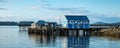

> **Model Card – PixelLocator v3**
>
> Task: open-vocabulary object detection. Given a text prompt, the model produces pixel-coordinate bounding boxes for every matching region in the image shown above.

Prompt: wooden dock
[28,28,91,36]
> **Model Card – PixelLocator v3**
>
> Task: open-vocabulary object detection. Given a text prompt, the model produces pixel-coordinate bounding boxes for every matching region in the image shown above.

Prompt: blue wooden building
[65,15,90,29]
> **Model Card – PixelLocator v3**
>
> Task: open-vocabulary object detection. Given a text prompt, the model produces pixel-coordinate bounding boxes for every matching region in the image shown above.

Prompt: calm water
[0,26,120,48]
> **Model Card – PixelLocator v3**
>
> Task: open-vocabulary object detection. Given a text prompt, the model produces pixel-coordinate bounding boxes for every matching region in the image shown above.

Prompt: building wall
[67,21,89,29]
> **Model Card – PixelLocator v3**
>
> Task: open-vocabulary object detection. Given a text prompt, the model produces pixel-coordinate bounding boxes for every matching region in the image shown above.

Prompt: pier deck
[28,27,92,36]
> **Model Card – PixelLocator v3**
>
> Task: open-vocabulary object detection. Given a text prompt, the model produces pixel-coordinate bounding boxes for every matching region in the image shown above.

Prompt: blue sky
[0,0,120,23]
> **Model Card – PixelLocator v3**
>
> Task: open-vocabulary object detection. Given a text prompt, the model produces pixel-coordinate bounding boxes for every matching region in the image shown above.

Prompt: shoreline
[90,28,120,37]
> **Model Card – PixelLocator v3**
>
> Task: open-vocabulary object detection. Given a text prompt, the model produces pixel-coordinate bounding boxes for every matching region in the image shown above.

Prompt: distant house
[56,24,62,28]
[35,20,46,28]
[46,22,57,27]
[36,20,46,26]
[65,15,90,29]
[35,20,58,29]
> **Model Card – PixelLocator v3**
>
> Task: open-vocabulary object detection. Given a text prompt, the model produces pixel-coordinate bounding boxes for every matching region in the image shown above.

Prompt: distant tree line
[90,22,120,28]
[0,21,33,26]
[0,21,18,26]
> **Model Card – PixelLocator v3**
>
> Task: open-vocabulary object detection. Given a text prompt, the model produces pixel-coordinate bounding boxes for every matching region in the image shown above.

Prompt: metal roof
[65,15,89,21]
[36,20,46,25]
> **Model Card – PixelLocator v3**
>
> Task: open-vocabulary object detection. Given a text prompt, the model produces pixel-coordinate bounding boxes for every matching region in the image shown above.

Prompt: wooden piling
[28,28,90,36]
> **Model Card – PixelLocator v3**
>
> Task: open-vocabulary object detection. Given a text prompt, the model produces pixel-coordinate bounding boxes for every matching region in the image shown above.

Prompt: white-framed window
[81,21,82,23]
[75,21,77,23]
[68,21,72,24]
[86,21,88,24]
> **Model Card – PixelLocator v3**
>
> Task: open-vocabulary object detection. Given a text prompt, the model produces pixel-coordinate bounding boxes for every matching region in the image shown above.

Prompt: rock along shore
[91,28,120,37]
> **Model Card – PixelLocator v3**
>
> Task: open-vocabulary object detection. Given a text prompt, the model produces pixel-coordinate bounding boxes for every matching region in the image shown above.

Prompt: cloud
[48,7,88,14]
[39,0,51,7]
[38,0,88,14]
[39,0,49,2]
[0,0,6,3]
[0,0,6,10]
[28,6,39,10]
[0,8,7,10]
[0,16,20,21]
[88,13,120,23]
[117,14,120,17]
[0,0,4,2]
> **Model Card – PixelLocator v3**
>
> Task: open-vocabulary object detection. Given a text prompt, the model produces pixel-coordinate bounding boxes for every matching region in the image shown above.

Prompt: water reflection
[1,26,120,48]
[19,26,29,31]
[28,33,90,48]
[68,36,89,48]
[28,34,56,47]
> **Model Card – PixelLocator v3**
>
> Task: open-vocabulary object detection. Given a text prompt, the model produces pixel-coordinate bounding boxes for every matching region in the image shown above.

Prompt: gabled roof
[65,15,89,21]
[36,20,46,25]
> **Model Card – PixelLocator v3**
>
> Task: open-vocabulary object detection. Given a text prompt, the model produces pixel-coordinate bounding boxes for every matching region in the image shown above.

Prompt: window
[81,21,82,23]
[68,21,72,24]
[75,21,77,23]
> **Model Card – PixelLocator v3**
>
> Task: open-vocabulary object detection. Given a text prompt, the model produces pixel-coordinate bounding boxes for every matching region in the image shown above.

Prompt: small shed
[46,22,57,27]
[36,20,46,26]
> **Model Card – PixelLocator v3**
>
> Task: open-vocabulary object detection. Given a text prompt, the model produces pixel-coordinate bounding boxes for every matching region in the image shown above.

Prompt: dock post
[76,30,79,36]
[66,29,69,36]
[83,30,85,36]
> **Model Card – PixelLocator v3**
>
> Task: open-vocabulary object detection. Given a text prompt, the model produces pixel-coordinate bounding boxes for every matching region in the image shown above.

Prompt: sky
[0,0,120,24]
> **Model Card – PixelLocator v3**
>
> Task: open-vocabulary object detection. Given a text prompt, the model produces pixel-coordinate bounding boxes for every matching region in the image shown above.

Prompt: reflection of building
[28,34,56,47]
[67,36,89,48]
[28,34,89,48]
[65,15,90,29]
